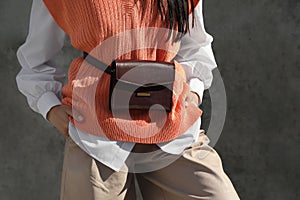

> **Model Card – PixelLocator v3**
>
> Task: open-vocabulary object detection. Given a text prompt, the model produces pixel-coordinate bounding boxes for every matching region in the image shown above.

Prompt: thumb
[63,105,84,122]
[185,94,191,107]
[185,92,199,107]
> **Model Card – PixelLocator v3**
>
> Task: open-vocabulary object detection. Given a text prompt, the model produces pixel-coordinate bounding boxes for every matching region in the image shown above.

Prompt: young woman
[16,0,240,199]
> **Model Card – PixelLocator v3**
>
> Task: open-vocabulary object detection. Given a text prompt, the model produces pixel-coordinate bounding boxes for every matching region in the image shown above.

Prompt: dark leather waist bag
[83,51,175,112]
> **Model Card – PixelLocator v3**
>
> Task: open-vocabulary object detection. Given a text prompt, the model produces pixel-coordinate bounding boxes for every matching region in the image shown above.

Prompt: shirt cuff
[188,78,205,103]
[36,91,62,120]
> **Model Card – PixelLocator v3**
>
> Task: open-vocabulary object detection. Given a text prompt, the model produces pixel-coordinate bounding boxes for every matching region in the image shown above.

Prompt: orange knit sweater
[43,0,202,143]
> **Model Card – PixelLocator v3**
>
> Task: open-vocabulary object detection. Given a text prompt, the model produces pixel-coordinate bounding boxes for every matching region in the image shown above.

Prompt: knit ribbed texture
[43,0,202,143]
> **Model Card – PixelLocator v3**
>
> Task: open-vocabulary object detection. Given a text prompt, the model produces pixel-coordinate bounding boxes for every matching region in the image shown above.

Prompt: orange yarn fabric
[43,0,202,143]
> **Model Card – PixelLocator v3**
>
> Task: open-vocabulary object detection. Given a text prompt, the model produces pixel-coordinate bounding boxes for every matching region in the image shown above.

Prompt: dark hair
[142,0,197,42]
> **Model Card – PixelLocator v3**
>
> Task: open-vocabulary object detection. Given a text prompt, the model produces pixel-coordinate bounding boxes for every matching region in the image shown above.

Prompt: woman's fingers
[185,91,201,107]
[47,104,84,138]
[47,105,69,137]
[62,105,84,122]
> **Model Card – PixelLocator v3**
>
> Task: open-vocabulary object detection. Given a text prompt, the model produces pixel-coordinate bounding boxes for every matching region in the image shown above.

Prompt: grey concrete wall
[1,0,299,199]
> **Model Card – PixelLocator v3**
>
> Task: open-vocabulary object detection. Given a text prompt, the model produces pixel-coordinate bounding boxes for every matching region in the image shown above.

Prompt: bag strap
[82,51,115,74]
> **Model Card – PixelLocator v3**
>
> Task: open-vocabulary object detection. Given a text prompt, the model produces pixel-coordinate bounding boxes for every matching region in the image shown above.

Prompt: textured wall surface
[1,0,299,199]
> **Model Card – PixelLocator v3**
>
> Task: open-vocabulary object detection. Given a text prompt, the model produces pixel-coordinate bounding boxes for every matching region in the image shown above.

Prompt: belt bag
[83,52,175,112]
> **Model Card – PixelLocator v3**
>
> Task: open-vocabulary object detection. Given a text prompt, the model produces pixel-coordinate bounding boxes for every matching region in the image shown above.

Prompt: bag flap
[115,60,175,86]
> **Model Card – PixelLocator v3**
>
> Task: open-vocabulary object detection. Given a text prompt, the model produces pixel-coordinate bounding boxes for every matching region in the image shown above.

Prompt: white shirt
[16,0,217,171]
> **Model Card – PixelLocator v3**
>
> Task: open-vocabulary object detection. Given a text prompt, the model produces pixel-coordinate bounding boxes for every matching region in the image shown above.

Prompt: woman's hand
[46,105,84,138]
[186,91,201,107]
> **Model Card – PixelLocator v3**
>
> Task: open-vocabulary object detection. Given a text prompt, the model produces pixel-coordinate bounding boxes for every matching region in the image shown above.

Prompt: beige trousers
[60,132,240,200]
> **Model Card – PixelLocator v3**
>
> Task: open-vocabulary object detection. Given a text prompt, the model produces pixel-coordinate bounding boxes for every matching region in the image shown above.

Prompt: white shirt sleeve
[15,0,66,120]
[175,0,218,103]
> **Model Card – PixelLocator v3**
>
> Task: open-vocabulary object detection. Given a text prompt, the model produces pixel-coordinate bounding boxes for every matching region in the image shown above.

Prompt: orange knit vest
[43,0,202,144]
